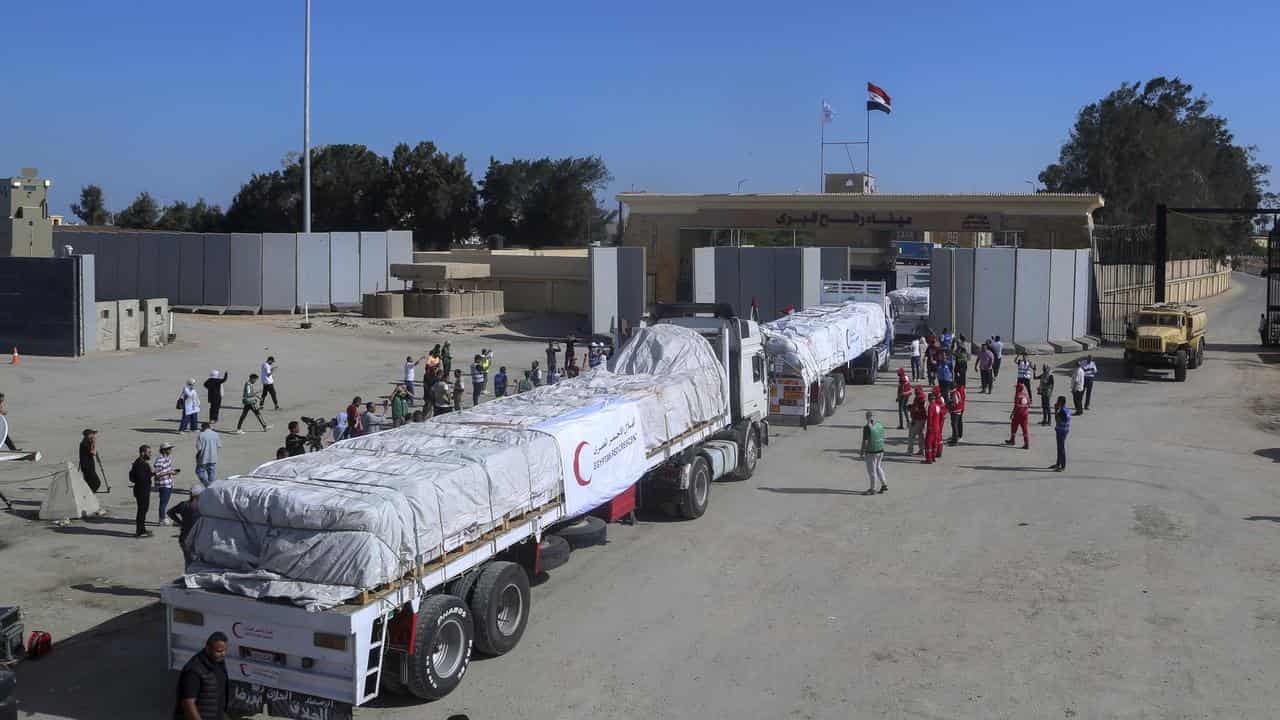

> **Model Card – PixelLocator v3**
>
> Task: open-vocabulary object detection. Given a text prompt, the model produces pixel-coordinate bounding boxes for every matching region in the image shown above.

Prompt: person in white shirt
[403,355,424,406]
[153,442,181,526]
[910,337,923,381]
[1081,355,1098,410]
[178,379,201,433]
[260,356,280,410]
[1071,359,1087,416]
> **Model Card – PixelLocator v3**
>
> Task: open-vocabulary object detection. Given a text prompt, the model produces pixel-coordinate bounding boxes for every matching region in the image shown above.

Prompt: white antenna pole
[302,0,312,233]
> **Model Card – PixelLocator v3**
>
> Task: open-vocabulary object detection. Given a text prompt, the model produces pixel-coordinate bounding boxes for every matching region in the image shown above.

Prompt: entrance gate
[1268,223,1280,345]
[1091,224,1157,344]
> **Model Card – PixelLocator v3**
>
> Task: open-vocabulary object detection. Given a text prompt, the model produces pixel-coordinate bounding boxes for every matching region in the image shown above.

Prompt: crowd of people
[863,328,1099,495]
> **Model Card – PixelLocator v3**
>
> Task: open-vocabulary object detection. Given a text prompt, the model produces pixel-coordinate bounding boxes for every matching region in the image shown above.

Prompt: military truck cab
[1123,303,1207,382]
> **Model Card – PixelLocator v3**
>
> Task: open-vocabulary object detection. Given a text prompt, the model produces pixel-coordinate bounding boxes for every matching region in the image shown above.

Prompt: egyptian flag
[867,82,892,114]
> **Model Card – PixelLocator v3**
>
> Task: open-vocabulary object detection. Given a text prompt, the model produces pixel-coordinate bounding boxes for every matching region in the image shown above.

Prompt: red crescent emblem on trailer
[573,441,593,486]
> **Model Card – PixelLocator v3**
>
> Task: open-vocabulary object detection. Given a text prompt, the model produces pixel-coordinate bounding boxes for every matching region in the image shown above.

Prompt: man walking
[896,367,911,429]
[906,386,927,456]
[924,388,946,464]
[1051,395,1070,472]
[284,421,307,456]
[494,366,509,398]
[153,442,180,526]
[470,354,487,406]
[260,356,280,410]
[1071,359,1086,416]
[234,374,271,434]
[1005,384,1031,449]
[953,337,969,387]
[910,336,923,381]
[194,422,220,487]
[1015,353,1034,397]
[130,444,155,538]
[175,632,229,720]
[1081,355,1098,410]
[1036,363,1055,425]
[946,383,966,445]
[452,369,464,411]
[859,411,887,495]
[202,371,229,424]
[178,379,200,433]
[936,353,954,398]
[990,336,1004,378]
[166,485,202,566]
[977,343,995,394]
[79,428,102,493]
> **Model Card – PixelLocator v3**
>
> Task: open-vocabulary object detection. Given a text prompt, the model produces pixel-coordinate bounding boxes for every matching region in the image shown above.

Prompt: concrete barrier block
[494,290,504,315]
[140,298,168,347]
[438,293,461,318]
[362,293,379,316]
[116,300,141,350]
[95,302,117,351]
[458,292,474,316]
[374,292,403,318]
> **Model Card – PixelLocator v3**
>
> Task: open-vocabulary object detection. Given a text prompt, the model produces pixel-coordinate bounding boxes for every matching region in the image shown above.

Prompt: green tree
[1039,77,1270,256]
[479,156,613,248]
[114,191,161,229]
[157,198,226,232]
[224,169,298,232]
[385,141,477,250]
[306,144,390,231]
[70,185,111,225]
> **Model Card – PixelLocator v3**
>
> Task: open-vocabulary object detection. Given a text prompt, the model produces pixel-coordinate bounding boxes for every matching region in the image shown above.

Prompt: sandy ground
[5,275,1280,719]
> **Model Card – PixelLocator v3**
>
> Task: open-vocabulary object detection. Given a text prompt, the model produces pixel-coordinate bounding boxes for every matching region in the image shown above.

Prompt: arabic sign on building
[959,213,1002,231]
[774,212,914,229]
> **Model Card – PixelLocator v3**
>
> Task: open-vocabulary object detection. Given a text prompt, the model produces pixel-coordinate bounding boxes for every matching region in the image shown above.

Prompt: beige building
[620,190,1104,303]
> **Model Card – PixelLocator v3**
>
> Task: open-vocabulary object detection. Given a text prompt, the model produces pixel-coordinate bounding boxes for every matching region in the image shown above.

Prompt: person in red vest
[906,386,928,456]
[946,383,966,445]
[895,367,912,430]
[924,387,947,463]
[1005,384,1031,449]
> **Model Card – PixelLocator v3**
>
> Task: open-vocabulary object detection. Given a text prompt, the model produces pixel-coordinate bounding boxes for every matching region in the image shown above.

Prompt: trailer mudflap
[229,681,353,720]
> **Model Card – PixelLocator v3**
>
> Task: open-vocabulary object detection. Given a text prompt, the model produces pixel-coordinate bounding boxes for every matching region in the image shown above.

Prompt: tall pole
[818,100,825,192]
[302,0,312,233]
[865,106,871,178]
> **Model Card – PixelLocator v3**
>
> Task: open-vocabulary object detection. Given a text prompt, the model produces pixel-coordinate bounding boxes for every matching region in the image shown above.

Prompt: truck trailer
[763,281,892,426]
[162,308,768,717]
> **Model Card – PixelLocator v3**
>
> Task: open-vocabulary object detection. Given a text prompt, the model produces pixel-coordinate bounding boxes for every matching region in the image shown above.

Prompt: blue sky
[4,0,1276,218]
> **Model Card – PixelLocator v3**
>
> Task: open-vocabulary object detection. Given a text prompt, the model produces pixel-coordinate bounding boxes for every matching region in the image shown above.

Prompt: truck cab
[1123,303,1208,381]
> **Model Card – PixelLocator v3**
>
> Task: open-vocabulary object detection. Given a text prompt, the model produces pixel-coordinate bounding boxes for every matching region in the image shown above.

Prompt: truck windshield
[1138,314,1181,327]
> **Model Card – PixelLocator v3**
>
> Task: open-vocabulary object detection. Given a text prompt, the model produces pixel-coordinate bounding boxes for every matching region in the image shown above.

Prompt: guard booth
[1267,223,1280,346]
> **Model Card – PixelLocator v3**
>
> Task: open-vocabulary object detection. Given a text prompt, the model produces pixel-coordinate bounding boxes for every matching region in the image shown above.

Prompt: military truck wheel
[1174,350,1188,382]
[1196,340,1205,368]
[1187,342,1200,369]
[834,374,847,405]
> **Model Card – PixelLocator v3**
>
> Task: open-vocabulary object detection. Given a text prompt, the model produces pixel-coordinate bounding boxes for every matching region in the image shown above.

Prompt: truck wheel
[1174,350,1188,382]
[1187,342,1199,369]
[470,561,530,656]
[538,534,570,572]
[822,383,837,417]
[446,571,481,606]
[407,594,473,700]
[834,374,847,405]
[730,425,759,481]
[1196,340,1206,368]
[679,456,711,519]
[553,515,607,549]
[807,385,826,426]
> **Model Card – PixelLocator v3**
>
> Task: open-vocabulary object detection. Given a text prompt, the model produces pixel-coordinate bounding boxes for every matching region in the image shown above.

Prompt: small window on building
[100,310,109,319]
[894,230,917,242]
[993,231,1023,248]
[945,232,959,245]
[974,232,993,248]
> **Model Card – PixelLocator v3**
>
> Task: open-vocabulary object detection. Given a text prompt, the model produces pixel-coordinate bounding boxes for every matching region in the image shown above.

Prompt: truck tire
[679,455,711,519]
[538,534,570,572]
[1173,350,1188,382]
[730,424,759,481]
[447,571,481,606]
[1196,339,1206,368]
[834,374,847,405]
[407,594,473,701]
[381,664,407,695]
[1187,341,1200,369]
[806,385,826,426]
[553,515,607,549]
[822,383,837,417]
[470,561,531,656]
[880,347,891,371]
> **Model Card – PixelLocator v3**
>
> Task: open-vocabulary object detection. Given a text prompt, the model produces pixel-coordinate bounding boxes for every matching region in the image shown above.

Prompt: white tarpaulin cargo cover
[183,324,726,609]
[761,302,886,385]
[889,287,929,316]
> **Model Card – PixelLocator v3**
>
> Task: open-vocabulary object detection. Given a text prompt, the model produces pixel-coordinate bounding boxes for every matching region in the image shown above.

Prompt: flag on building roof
[866,83,892,114]
[821,100,835,124]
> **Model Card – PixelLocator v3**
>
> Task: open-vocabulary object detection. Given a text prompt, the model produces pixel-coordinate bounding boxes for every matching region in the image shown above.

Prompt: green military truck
[1123,303,1207,382]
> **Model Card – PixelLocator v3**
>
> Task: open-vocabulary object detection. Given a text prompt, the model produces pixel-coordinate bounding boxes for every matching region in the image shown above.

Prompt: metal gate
[1267,223,1280,346]
[1091,224,1157,343]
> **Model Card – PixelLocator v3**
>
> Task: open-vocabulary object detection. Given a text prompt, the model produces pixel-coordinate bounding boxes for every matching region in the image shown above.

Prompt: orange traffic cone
[9,347,17,365]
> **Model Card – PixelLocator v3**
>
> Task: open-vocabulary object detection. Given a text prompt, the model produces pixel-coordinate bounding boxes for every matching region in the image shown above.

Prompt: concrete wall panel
[79,255,96,354]
[820,247,849,282]
[386,231,413,291]
[92,233,120,301]
[1013,249,1051,342]
[177,235,204,305]
[358,232,387,295]
[953,248,975,340]
[113,234,140,300]
[116,299,141,349]
[228,233,263,307]
[714,247,741,312]
[1047,249,1076,339]
[297,232,331,309]
[972,248,1015,344]
[202,234,231,306]
[95,301,116,351]
[772,249,803,318]
[141,298,168,346]
[261,233,297,312]
[1073,250,1091,338]
[802,247,821,309]
[135,234,164,300]
[329,232,360,306]
[693,247,716,303]
[589,247,619,335]
[155,234,182,303]
[617,246,645,330]
[929,248,952,333]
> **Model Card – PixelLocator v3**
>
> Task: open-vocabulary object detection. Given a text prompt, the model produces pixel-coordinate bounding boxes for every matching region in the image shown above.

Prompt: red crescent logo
[573,441,592,486]
[232,622,243,639]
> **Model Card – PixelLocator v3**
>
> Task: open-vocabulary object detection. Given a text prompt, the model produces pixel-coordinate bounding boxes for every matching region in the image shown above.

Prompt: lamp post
[736,178,750,193]
[1024,179,1037,193]
[302,0,311,233]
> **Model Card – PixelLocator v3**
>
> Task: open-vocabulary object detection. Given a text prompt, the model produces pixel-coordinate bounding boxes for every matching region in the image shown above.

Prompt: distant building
[1,169,54,257]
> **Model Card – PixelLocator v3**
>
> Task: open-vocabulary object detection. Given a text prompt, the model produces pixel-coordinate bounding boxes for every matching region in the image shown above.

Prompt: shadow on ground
[757,486,867,496]
[1254,449,1280,463]
[15,602,175,719]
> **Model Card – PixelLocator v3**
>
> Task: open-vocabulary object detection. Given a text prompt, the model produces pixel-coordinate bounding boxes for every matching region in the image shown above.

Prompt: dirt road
[9,276,1280,719]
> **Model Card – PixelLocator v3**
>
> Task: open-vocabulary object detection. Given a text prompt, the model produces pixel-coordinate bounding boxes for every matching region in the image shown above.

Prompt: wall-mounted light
[9,180,19,188]
[43,179,51,188]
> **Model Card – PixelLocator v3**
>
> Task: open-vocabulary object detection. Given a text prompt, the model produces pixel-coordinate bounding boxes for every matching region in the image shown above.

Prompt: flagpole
[818,99,825,192]
[866,103,871,178]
